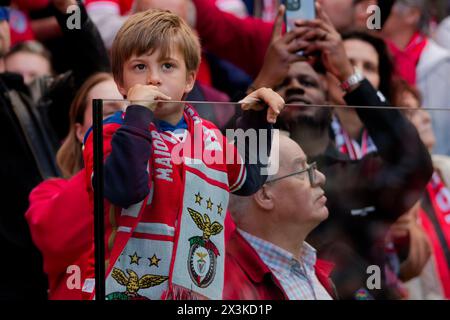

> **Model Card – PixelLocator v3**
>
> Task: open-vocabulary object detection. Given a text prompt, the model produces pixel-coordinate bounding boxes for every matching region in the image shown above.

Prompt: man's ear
[253,185,275,211]
[184,70,197,94]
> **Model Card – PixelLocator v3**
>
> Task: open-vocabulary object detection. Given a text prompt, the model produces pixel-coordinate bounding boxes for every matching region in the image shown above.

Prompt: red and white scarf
[387,32,428,86]
[419,173,450,298]
[85,105,245,300]
[331,116,377,160]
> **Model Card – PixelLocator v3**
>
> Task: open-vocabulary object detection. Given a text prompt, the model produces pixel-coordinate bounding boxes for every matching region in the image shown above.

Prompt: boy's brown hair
[111,9,201,85]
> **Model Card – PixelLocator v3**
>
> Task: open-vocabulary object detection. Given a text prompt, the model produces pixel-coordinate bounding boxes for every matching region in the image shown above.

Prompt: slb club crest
[106,267,168,300]
[187,208,223,288]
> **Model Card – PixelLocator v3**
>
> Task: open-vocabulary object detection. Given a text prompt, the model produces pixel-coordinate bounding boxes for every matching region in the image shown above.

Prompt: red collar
[315,259,334,278]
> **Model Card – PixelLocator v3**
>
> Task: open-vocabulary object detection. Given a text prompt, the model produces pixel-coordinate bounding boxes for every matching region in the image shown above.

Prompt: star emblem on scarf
[206,198,214,211]
[217,203,223,216]
[149,254,161,267]
[129,252,141,265]
[195,192,203,205]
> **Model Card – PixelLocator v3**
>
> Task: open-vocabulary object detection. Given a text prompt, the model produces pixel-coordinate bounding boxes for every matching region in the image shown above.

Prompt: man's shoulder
[224,232,264,300]
[225,230,271,279]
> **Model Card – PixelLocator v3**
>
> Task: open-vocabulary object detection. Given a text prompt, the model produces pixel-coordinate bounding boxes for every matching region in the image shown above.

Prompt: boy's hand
[127,84,172,112]
[239,88,285,124]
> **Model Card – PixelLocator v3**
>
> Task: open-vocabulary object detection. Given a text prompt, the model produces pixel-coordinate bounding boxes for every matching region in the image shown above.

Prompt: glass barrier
[48,100,450,300]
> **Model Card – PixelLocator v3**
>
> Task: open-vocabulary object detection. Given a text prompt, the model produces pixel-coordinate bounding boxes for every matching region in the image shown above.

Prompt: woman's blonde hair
[56,72,113,179]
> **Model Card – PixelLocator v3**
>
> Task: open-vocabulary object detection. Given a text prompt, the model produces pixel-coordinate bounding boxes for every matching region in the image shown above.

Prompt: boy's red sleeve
[225,110,273,195]
[226,141,247,193]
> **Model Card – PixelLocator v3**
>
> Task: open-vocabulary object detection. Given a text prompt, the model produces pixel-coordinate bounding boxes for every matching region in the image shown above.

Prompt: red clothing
[10,0,50,45]
[78,213,236,300]
[84,0,134,15]
[387,32,428,86]
[25,170,93,300]
[197,54,212,86]
[9,8,35,46]
[223,230,336,300]
[13,0,50,11]
[419,174,450,298]
[82,106,248,299]
[9,0,59,45]
[193,0,272,78]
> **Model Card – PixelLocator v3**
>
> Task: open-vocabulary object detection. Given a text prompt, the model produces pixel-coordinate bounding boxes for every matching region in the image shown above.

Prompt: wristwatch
[340,69,365,92]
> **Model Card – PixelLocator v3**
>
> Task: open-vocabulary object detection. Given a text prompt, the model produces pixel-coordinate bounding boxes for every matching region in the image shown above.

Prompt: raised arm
[229,88,284,196]
[52,0,110,87]
[192,0,272,78]
[298,2,432,221]
[37,0,111,141]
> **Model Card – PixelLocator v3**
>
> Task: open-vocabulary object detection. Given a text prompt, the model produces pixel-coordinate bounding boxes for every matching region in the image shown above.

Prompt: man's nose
[313,169,326,188]
[289,78,306,93]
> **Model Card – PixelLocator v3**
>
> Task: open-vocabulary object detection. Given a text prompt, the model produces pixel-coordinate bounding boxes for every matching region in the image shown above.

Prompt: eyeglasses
[266,162,318,186]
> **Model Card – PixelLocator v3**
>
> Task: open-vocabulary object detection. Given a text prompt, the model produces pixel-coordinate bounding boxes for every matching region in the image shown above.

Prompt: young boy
[82,9,284,300]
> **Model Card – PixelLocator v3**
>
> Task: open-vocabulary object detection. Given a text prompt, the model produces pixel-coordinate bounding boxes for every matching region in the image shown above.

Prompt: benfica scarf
[387,32,428,86]
[419,173,450,298]
[84,104,245,300]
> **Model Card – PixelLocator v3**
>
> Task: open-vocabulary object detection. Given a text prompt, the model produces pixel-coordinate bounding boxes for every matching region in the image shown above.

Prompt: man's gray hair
[228,194,252,223]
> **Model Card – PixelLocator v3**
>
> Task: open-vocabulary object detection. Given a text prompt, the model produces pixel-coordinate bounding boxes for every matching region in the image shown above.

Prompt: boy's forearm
[104,106,154,208]
[233,109,273,196]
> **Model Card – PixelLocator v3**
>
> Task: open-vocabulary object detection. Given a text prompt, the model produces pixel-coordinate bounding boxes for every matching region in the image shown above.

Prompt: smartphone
[283,0,316,33]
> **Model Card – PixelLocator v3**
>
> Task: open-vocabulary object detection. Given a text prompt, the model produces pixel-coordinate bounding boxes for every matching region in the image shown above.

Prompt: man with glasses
[224,134,335,300]
[247,2,434,298]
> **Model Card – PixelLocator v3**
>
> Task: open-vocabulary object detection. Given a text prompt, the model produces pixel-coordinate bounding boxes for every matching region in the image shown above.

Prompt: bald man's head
[229,133,328,242]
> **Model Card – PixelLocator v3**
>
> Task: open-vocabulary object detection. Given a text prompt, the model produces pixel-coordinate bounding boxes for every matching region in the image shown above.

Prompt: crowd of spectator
[1,0,449,300]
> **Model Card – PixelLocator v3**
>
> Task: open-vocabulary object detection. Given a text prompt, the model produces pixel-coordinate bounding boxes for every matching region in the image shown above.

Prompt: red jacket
[26,170,93,300]
[193,0,272,78]
[223,230,336,300]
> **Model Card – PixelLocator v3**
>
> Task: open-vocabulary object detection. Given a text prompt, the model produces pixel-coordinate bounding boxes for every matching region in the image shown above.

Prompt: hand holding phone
[249,5,312,91]
[294,2,355,82]
[284,0,316,33]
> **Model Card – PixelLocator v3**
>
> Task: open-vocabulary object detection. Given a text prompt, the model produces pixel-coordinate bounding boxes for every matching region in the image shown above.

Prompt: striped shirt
[238,229,332,300]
